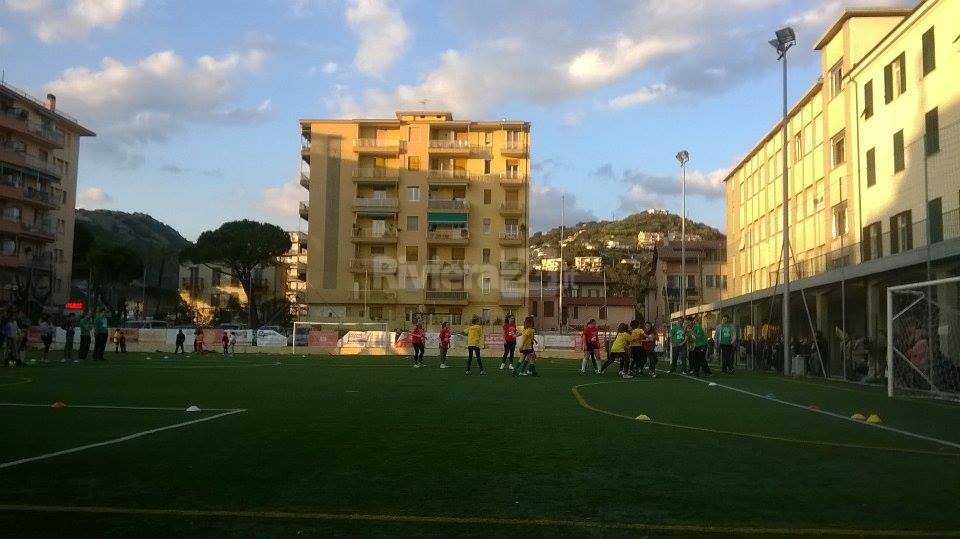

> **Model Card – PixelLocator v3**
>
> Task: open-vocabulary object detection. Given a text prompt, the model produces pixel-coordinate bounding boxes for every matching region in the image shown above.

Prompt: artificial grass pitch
[1,352,959,537]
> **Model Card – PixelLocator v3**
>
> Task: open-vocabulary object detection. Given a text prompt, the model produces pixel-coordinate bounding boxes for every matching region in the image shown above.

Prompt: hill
[530,210,724,249]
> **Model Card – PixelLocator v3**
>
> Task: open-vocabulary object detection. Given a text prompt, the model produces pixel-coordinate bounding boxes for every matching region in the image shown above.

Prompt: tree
[72,221,143,319]
[180,220,290,330]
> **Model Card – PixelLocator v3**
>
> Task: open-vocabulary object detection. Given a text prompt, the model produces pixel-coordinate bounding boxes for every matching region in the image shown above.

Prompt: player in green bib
[689,316,711,377]
[716,314,737,374]
[667,319,688,374]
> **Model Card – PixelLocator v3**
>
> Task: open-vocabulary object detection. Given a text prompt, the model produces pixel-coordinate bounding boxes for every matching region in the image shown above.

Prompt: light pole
[770,27,796,373]
[676,150,689,320]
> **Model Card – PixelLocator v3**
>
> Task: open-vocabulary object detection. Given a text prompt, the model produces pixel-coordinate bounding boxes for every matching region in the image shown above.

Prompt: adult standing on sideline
[690,316,711,377]
[500,315,517,371]
[174,329,186,354]
[77,312,93,361]
[39,315,54,363]
[62,313,76,363]
[221,331,230,355]
[716,314,737,374]
[93,308,109,361]
[3,313,19,366]
[667,318,688,374]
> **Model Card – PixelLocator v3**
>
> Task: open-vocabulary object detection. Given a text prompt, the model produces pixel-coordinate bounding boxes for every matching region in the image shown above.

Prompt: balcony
[499,172,527,186]
[352,197,399,215]
[427,199,469,212]
[427,228,470,245]
[424,290,469,305]
[351,228,398,244]
[301,142,310,164]
[0,109,65,149]
[0,179,61,209]
[0,144,63,179]
[428,139,471,155]
[20,220,55,241]
[500,290,525,306]
[353,138,404,155]
[299,172,310,190]
[427,169,470,186]
[665,287,700,299]
[425,260,468,276]
[498,231,524,246]
[352,168,400,185]
[499,201,525,216]
[299,202,309,220]
[355,290,398,304]
[499,259,525,277]
[501,140,528,157]
[349,258,398,274]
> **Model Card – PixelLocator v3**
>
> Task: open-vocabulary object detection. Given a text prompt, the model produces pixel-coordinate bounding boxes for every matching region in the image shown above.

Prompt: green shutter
[922,27,935,76]
[866,148,876,187]
[863,80,873,118]
[889,216,900,255]
[427,212,468,223]
[898,53,907,94]
[928,198,943,244]
[884,64,893,103]
[925,107,939,155]
[893,131,904,172]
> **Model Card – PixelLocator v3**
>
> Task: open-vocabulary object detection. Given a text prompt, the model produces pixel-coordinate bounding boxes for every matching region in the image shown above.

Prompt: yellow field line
[0,504,958,536]
[570,381,960,458]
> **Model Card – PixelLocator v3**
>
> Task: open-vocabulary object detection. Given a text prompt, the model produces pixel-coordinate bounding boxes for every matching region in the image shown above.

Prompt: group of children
[594,319,659,378]
[408,314,540,376]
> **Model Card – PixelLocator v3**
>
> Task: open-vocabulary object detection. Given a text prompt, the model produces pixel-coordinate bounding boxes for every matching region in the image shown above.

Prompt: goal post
[292,321,390,354]
[887,276,960,400]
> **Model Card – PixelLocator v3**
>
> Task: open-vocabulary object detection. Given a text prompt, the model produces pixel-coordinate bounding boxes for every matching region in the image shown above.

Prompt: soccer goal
[291,321,389,354]
[887,276,960,400]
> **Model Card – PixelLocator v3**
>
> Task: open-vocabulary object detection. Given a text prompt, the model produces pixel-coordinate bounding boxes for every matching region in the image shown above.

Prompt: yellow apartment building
[281,230,308,320]
[179,263,286,326]
[0,82,94,308]
[691,0,959,375]
[299,111,530,326]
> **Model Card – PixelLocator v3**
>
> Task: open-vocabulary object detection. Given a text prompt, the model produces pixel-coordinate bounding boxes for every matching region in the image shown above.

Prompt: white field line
[671,371,960,451]
[0,403,240,412]
[0,409,245,469]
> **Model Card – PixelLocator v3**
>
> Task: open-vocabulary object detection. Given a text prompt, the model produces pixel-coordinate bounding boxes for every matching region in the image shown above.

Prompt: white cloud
[561,111,584,128]
[606,84,674,109]
[321,61,338,74]
[76,186,114,208]
[529,182,597,232]
[258,176,304,227]
[43,45,271,166]
[565,36,693,89]
[346,0,409,76]
[4,0,143,43]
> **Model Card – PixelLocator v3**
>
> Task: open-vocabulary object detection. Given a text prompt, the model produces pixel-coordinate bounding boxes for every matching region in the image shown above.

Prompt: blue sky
[0,0,904,240]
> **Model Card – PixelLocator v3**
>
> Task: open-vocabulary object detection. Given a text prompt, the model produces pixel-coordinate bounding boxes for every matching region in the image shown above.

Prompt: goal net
[292,321,390,353]
[887,276,960,401]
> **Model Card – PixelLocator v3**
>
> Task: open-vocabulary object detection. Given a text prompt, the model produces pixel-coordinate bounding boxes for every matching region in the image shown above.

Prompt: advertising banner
[308,329,339,347]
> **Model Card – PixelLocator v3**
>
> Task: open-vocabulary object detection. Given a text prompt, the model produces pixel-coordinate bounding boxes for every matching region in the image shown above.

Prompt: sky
[0,0,907,240]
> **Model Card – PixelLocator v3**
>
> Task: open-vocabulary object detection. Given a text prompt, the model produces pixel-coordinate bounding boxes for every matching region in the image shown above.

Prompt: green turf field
[1,352,959,537]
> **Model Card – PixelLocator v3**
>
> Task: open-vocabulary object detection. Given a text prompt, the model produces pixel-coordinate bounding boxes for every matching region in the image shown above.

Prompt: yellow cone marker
[635,414,651,421]
[851,413,866,420]
[866,414,882,424]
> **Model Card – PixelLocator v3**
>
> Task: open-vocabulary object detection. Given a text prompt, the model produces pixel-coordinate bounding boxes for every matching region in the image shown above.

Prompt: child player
[411,320,426,368]
[629,319,644,375]
[500,314,517,370]
[600,323,632,378]
[466,316,485,375]
[514,316,539,377]
[438,321,451,369]
[581,319,600,374]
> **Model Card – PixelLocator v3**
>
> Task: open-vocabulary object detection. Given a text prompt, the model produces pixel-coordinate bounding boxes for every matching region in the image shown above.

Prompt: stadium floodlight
[771,26,795,373]
[676,150,689,321]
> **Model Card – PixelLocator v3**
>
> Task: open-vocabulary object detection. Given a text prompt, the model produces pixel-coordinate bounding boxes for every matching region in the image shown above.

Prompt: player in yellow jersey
[513,316,539,377]
[600,323,633,378]
[465,315,485,375]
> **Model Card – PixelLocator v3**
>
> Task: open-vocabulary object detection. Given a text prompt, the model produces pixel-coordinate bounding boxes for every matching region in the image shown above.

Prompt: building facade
[300,111,530,326]
[574,256,603,273]
[646,239,727,325]
[179,263,286,326]
[700,0,959,374]
[282,231,308,320]
[528,271,634,331]
[0,83,94,309]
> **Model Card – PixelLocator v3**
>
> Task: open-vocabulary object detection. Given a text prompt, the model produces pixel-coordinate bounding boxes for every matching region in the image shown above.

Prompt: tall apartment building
[282,230,308,319]
[0,83,94,308]
[299,111,530,326]
[693,1,959,372]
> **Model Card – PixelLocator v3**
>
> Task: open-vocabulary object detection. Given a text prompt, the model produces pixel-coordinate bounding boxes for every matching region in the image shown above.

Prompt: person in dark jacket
[175,329,186,354]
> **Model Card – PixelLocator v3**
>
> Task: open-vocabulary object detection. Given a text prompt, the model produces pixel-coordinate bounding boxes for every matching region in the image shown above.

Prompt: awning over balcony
[427,212,468,223]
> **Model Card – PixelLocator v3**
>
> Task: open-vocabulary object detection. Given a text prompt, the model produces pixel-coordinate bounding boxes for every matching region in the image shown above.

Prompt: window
[405,246,418,262]
[884,53,906,103]
[862,222,881,260]
[889,210,912,254]
[481,308,491,324]
[543,300,554,317]
[863,80,874,119]
[405,276,418,291]
[598,306,607,320]
[925,107,939,156]
[484,160,491,174]
[829,61,843,98]
[922,27,936,76]
[482,248,491,263]
[929,197,943,244]
[893,130,905,173]
[406,215,419,231]
[482,277,491,294]
[482,218,491,234]
[483,189,491,204]
[705,275,715,288]
[408,155,420,171]
[506,161,519,179]
[531,300,538,317]
[832,202,848,237]
[866,148,876,187]
[793,133,804,162]
[831,131,845,167]
[451,247,465,261]
[484,132,492,145]
[407,186,420,202]
[212,268,222,286]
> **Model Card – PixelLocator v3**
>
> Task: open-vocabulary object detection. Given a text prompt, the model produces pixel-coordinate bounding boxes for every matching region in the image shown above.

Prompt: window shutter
[863,80,873,118]
[898,53,907,94]
[884,64,893,103]
[889,216,899,255]
[928,198,943,244]
[925,107,939,155]
[922,28,935,76]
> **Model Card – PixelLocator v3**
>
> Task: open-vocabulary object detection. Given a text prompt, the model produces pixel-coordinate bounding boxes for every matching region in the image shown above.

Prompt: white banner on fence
[542,334,576,350]
[341,331,395,348]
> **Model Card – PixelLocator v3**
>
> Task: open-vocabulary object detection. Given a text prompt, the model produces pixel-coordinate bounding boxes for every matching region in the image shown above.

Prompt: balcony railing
[500,290,525,304]
[425,260,467,275]
[425,290,469,302]
[299,173,309,189]
[0,143,63,177]
[351,228,398,241]
[299,202,309,219]
[353,139,404,152]
[21,220,55,237]
[350,258,397,273]
[499,260,524,273]
[352,197,399,212]
[499,201,524,214]
[427,169,470,180]
[1,109,65,146]
[24,187,58,206]
[428,139,471,150]
[352,168,400,180]
[427,199,469,210]
[499,231,523,241]
[502,140,528,154]
[666,287,700,298]
[427,229,470,242]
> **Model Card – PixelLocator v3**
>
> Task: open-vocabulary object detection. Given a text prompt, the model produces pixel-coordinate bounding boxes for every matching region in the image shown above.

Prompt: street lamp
[676,150,689,321]
[770,26,795,373]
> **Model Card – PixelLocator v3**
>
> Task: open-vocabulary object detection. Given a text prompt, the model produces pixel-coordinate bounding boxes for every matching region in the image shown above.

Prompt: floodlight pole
[676,151,689,321]
[773,30,794,375]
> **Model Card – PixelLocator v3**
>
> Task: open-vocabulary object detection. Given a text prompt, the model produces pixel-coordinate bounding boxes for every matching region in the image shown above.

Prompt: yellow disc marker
[850,413,866,421]
[866,414,883,424]
[635,414,651,422]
